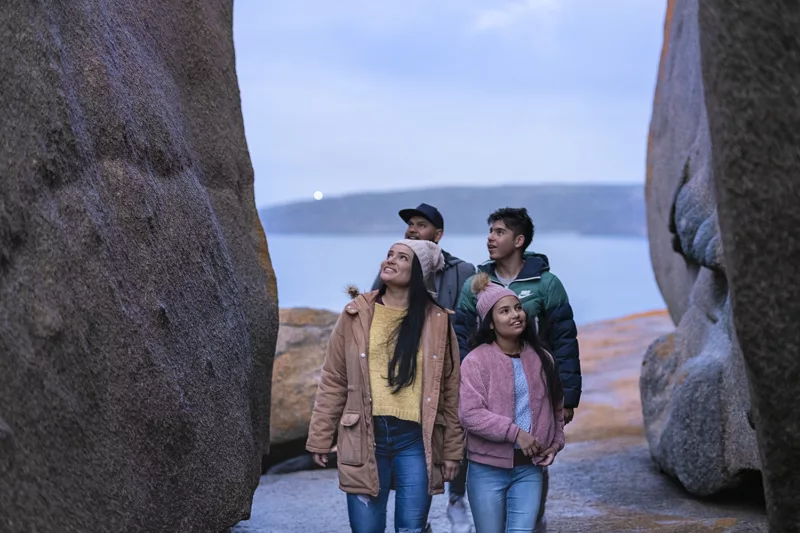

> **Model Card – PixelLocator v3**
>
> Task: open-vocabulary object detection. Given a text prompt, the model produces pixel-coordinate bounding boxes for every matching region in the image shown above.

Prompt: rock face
[641,0,759,496]
[270,309,338,447]
[696,2,800,529]
[0,2,278,532]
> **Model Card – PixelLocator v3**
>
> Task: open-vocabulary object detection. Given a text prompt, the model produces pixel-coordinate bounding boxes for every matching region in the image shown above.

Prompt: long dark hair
[378,255,442,393]
[469,307,563,407]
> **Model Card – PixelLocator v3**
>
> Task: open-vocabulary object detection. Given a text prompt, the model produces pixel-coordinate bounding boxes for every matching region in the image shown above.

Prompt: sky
[233,1,667,208]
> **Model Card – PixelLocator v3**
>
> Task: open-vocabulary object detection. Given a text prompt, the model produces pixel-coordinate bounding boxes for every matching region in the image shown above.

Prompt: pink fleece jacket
[459,342,565,468]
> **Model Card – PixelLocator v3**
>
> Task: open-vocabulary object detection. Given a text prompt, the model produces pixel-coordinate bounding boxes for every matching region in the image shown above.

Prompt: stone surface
[642,0,759,496]
[270,308,338,446]
[0,2,278,532]
[233,312,767,532]
[697,1,800,529]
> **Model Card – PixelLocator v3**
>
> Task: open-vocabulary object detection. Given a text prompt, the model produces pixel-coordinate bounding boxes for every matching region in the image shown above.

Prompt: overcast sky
[233,1,667,208]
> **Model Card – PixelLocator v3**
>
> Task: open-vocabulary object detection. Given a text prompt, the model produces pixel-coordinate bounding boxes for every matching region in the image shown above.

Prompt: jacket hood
[478,251,550,279]
[343,286,378,314]
[442,250,465,267]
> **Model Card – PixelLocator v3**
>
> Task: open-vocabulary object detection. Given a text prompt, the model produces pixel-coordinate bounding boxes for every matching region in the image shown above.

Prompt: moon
[313,191,323,200]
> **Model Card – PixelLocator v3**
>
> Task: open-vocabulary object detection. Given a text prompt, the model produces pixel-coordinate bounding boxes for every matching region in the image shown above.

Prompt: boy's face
[487,220,524,261]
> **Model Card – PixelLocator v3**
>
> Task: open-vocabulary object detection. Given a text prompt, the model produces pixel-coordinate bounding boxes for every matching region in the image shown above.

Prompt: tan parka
[306,290,464,497]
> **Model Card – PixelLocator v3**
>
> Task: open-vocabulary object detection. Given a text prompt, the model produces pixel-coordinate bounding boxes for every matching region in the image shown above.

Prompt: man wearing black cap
[371,203,475,320]
[371,203,476,533]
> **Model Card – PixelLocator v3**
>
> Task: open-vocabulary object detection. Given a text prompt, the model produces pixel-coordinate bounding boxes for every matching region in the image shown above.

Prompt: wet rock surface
[0,1,277,531]
[643,0,759,496]
[234,312,767,532]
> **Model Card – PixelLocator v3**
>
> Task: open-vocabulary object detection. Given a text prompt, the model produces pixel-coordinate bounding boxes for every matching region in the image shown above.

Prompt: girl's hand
[515,430,542,457]
[312,453,329,468]
[442,460,461,481]
[536,447,557,467]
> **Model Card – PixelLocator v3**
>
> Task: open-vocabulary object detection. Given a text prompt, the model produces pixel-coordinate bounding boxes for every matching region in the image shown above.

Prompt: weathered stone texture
[643,0,759,497]
[0,1,278,531]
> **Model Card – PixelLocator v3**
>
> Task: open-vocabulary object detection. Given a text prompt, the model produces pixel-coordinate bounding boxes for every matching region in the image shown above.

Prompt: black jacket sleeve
[540,275,582,409]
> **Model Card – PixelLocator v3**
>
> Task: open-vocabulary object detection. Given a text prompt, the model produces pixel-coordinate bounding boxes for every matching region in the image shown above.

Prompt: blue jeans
[466,460,544,533]
[347,416,431,533]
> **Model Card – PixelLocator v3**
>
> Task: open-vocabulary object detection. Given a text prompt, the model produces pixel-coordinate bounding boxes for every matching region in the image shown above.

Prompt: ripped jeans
[347,416,431,533]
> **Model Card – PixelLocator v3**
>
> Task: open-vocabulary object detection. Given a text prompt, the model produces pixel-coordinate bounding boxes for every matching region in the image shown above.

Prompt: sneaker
[446,496,475,533]
[533,515,548,533]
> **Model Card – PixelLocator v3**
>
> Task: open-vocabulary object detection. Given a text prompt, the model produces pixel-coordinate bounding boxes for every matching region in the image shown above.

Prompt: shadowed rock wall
[645,0,800,529]
[642,0,759,497]
[697,1,800,529]
[0,1,278,532]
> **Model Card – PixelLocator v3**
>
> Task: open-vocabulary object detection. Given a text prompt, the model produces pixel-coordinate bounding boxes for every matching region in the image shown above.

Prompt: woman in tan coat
[307,239,464,533]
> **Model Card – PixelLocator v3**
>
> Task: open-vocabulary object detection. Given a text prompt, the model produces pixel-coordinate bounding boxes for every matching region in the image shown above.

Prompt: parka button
[360,353,366,358]
[433,355,437,359]
[437,312,441,316]
[427,397,431,402]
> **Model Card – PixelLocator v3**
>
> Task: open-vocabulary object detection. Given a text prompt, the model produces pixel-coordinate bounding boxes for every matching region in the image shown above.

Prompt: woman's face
[380,244,415,287]
[491,295,526,340]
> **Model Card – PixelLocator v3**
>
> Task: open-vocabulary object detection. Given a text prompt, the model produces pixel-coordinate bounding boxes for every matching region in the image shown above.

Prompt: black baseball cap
[398,203,444,230]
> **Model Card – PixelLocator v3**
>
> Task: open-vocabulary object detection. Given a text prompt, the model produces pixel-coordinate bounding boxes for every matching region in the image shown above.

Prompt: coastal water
[267,233,664,325]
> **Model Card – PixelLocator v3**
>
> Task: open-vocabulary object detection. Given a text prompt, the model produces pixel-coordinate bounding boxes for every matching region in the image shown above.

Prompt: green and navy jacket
[454,252,582,408]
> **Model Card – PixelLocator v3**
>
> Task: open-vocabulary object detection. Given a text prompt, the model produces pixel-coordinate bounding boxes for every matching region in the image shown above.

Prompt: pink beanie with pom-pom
[472,272,518,321]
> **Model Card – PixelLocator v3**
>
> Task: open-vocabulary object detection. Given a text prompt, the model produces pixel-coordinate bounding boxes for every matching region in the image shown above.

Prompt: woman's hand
[442,460,461,481]
[312,453,329,468]
[515,430,542,457]
[536,447,557,467]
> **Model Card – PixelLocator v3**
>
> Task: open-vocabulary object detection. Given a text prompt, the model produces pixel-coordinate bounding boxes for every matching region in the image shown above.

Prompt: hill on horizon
[260,184,645,237]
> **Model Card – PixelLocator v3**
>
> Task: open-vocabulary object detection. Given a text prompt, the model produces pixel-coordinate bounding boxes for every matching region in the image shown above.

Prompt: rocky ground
[233,311,767,532]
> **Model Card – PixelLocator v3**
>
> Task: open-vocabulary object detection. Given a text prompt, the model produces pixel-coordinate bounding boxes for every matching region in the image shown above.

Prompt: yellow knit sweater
[368,304,423,423]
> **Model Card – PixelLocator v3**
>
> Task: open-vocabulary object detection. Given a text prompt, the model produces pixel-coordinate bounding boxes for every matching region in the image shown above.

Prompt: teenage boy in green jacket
[454,207,581,532]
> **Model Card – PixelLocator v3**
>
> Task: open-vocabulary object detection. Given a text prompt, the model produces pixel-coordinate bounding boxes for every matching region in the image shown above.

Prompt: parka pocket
[337,412,364,466]
[431,413,446,465]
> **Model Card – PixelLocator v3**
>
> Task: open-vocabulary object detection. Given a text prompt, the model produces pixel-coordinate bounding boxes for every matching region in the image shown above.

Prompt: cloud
[473,0,561,31]
[232,0,666,207]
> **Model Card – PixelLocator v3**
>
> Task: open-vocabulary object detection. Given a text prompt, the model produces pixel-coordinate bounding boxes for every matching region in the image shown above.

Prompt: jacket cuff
[506,423,521,443]
[563,392,580,409]
[306,444,331,454]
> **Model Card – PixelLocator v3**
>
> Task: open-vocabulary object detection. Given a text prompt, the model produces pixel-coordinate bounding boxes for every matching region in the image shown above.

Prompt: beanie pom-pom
[470,272,491,294]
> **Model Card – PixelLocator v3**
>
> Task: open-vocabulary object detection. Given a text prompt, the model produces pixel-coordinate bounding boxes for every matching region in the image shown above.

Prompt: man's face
[405,216,443,243]
[487,220,523,260]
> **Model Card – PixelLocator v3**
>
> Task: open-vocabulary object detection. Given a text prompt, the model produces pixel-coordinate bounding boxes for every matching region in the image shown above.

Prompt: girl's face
[491,295,526,340]
[379,244,414,287]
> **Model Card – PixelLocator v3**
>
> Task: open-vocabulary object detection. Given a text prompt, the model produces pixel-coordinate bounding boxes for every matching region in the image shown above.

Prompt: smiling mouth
[511,320,522,327]
[383,267,396,273]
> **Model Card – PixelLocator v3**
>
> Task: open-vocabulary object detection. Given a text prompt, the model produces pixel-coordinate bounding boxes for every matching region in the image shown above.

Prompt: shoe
[533,515,548,533]
[446,496,475,533]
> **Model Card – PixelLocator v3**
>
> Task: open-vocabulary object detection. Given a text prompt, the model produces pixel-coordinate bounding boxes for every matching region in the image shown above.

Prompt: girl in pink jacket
[459,273,565,533]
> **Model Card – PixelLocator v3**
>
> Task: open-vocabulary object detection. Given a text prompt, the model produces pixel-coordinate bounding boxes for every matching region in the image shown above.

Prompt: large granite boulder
[697,2,800,529]
[270,308,338,447]
[641,0,759,496]
[0,1,278,532]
